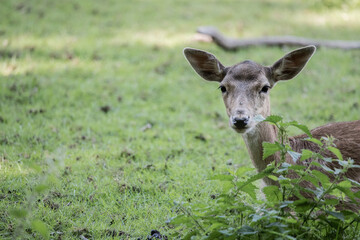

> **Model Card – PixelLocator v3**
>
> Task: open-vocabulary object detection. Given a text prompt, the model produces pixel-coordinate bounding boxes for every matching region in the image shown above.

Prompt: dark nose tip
[233,117,249,128]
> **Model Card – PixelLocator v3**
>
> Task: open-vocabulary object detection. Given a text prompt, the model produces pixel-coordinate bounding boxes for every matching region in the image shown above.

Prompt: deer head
[183,46,316,134]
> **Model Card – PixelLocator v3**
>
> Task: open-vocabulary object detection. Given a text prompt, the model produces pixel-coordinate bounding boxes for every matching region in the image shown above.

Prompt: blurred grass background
[0,0,359,238]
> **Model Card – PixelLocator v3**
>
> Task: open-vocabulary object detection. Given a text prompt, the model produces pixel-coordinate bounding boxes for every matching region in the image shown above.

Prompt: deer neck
[242,122,278,173]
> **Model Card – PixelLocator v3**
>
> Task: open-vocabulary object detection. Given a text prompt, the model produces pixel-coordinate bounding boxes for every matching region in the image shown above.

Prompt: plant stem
[335,221,341,240]
[302,173,341,224]
[180,206,206,233]
[343,218,357,231]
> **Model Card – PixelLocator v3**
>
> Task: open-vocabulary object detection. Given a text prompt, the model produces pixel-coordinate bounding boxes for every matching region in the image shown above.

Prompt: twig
[179,205,206,233]
[197,26,360,50]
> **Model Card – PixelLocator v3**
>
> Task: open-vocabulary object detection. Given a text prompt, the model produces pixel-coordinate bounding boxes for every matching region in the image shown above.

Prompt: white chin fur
[230,123,256,134]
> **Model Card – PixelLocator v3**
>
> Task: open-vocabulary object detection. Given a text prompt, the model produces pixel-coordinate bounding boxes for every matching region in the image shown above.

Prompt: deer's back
[289,120,360,182]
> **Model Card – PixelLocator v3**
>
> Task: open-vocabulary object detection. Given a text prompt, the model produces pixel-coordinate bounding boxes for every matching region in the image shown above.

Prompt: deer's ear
[183,48,226,82]
[270,45,316,83]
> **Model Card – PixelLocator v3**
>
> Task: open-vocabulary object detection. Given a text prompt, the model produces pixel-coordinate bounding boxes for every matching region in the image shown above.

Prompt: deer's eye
[219,85,227,93]
[260,85,270,94]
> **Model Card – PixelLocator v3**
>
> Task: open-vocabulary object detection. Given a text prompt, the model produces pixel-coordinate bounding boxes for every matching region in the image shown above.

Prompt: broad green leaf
[209,174,234,181]
[240,183,258,199]
[355,191,360,198]
[347,178,360,187]
[310,162,322,168]
[302,175,319,188]
[300,149,313,161]
[312,170,330,186]
[278,176,291,185]
[169,215,190,225]
[237,167,274,189]
[227,169,235,175]
[324,198,339,205]
[238,225,258,235]
[282,120,297,128]
[340,211,359,219]
[293,199,314,212]
[183,230,198,240]
[334,168,343,175]
[338,159,350,168]
[264,115,283,124]
[278,175,289,180]
[287,150,301,163]
[251,214,263,222]
[263,166,276,173]
[216,193,233,202]
[326,210,345,221]
[306,138,322,146]
[330,188,344,198]
[279,201,294,209]
[262,142,282,160]
[281,162,292,169]
[276,163,292,173]
[328,146,343,160]
[206,230,224,239]
[218,229,235,236]
[337,180,351,188]
[236,167,254,177]
[208,223,227,231]
[222,181,234,194]
[320,164,334,173]
[267,175,278,181]
[31,220,49,240]
[263,185,281,202]
[335,186,356,201]
[284,218,298,224]
[289,122,312,137]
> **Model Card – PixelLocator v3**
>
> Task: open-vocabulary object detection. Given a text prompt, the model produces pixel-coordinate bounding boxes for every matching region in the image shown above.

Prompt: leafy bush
[169,116,360,239]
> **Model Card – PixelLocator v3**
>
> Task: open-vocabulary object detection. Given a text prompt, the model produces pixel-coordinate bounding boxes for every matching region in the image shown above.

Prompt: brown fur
[290,120,360,183]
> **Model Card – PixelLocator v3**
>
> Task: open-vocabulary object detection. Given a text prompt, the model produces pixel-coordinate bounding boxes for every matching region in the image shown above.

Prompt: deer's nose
[232,116,249,128]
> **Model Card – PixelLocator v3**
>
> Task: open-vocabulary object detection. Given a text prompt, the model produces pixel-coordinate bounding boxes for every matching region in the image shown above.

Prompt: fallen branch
[197,26,360,50]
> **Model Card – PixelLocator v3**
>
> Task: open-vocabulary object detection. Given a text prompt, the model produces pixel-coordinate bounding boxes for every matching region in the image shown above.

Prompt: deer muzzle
[230,115,251,133]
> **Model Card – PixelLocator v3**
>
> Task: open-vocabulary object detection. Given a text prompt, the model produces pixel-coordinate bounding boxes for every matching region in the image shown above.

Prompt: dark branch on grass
[197,26,360,50]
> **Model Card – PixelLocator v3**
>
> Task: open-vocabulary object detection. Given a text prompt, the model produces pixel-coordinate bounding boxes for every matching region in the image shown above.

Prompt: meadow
[0,0,359,239]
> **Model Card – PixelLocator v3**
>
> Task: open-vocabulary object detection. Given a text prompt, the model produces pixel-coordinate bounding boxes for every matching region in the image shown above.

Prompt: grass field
[1,0,359,239]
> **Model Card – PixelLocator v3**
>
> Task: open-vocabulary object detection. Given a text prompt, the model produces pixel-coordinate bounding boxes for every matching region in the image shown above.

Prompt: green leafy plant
[169,115,360,239]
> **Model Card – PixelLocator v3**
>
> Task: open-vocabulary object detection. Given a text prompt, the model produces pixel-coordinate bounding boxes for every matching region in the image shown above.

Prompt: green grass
[0,0,359,239]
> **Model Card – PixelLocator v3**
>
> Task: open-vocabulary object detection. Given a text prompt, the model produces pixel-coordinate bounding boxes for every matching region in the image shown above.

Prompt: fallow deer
[183,46,360,207]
